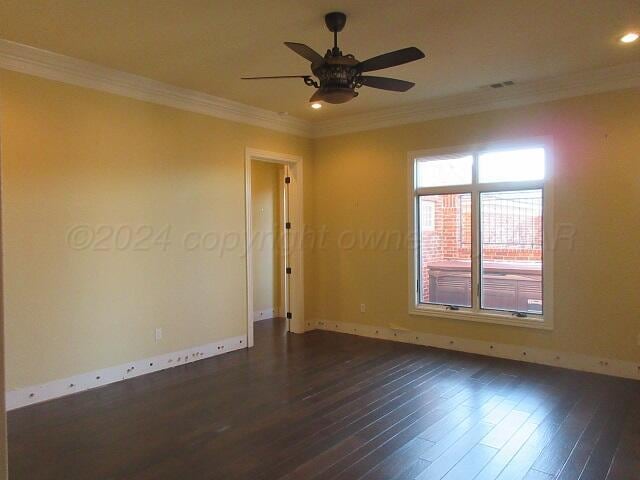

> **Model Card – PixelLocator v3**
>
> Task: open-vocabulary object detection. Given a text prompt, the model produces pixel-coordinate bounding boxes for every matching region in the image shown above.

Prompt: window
[410,141,553,329]
[416,154,473,187]
[418,194,471,307]
[419,199,436,231]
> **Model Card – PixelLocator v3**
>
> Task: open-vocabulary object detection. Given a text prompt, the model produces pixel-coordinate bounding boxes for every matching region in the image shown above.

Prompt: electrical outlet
[360,304,366,313]
[155,328,163,343]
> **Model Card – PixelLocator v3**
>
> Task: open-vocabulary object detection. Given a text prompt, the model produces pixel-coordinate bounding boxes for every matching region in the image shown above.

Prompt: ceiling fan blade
[284,42,324,65]
[241,75,309,80]
[360,76,415,92]
[358,47,425,72]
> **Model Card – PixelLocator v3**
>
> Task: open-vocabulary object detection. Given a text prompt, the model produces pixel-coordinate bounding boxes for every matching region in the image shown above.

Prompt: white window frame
[408,137,554,330]
[419,199,436,231]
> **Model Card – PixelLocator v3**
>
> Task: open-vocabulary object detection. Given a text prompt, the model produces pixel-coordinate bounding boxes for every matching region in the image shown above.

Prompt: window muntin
[412,143,550,326]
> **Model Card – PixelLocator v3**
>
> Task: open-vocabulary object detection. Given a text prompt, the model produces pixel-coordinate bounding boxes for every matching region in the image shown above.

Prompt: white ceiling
[1,0,639,121]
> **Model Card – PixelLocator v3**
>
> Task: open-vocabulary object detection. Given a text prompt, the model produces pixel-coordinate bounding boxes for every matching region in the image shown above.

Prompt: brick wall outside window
[419,193,542,302]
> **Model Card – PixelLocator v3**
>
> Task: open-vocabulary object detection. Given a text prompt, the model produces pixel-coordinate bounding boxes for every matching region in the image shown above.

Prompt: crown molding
[0,39,313,138]
[1,39,638,140]
[311,61,640,137]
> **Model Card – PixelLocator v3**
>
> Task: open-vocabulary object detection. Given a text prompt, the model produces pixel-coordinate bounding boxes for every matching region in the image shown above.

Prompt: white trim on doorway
[245,148,305,348]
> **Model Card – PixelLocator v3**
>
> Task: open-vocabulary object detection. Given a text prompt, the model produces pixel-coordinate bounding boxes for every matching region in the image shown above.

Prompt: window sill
[409,305,553,330]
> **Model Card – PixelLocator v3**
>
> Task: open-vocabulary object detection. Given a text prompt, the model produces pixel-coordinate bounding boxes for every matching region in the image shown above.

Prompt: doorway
[244,149,304,347]
[249,160,285,327]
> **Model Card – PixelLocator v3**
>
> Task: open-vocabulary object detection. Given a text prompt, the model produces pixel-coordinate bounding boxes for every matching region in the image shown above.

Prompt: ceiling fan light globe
[318,88,357,104]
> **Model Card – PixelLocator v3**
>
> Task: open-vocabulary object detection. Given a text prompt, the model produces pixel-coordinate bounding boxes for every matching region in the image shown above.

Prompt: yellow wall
[0,70,313,389]
[0,111,7,478]
[1,66,639,395]
[251,160,283,316]
[310,88,640,363]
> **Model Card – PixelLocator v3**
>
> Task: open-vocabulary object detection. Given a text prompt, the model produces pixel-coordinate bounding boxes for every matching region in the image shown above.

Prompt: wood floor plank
[329,378,506,480]
[481,410,531,450]
[554,388,619,480]
[474,422,539,480]
[416,421,496,479]
[278,368,473,480]
[420,397,513,462]
[441,443,498,480]
[393,457,432,480]
[250,363,458,480]
[492,381,591,480]
[522,469,554,480]
[530,384,605,475]
[321,402,465,480]
[577,384,634,480]
[605,386,640,480]
[7,319,640,480]
[493,420,561,480]
[359,437,434,480]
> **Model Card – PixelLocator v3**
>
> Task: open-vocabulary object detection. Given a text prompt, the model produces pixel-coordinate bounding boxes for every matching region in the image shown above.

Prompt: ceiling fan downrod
[325,11,346,56]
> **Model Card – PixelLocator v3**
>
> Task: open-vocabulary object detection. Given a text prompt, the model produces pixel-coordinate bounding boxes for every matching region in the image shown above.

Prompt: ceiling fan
[242,12,426,104]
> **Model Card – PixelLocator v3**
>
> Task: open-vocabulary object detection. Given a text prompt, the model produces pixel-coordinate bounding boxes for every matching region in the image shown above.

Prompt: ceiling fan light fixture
[620,32,639,44]
[317,88,358,104]
[310,102,322,109]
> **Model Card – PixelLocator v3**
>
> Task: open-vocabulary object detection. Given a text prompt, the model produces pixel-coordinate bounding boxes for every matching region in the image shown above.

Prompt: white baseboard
[253,308,276,322]
[6,335,247,411]
[313,319,640,381]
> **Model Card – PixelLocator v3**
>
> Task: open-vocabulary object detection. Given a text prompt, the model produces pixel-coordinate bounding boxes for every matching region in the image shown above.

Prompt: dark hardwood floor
[8,318,640,480]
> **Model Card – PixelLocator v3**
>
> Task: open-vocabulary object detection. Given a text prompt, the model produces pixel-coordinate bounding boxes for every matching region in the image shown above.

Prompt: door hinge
[286,312,292,319]
[285,176,291,184]
[285,222,291,229]
[286,267,292,274]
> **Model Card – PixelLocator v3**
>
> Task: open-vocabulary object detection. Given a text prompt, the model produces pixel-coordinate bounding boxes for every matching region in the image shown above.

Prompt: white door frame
[245,148,305,347]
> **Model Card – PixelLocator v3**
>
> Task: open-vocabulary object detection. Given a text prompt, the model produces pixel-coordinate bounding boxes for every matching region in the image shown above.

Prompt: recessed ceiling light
[620,32,639,44]
[310,102,322,110]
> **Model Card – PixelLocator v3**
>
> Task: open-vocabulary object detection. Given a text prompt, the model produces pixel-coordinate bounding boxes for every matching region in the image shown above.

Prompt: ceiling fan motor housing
[313,56,361,104]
